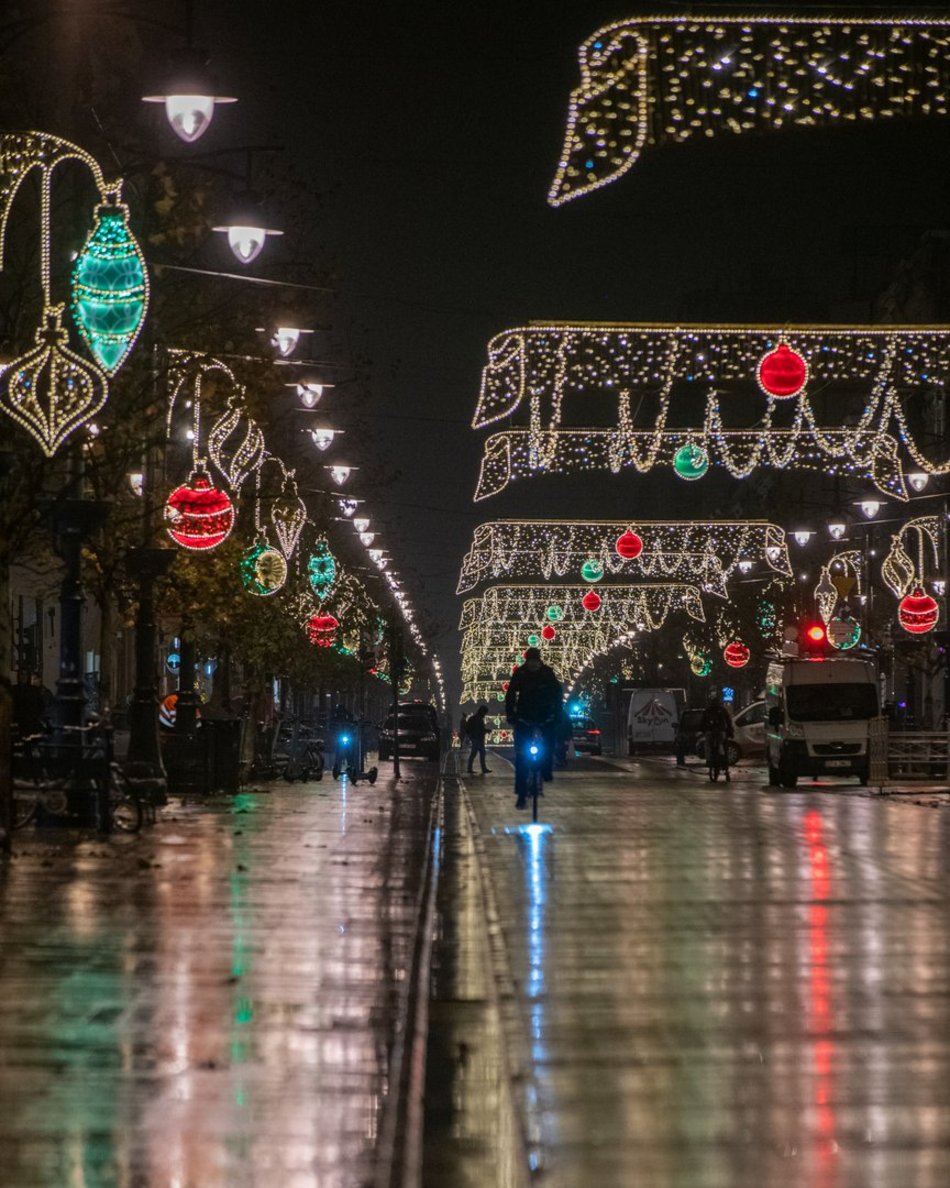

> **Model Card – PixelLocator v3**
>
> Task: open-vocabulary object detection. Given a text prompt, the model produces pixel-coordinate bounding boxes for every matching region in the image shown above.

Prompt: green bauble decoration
[70,194,148,375]
[690,654,712,677]
[673,442,709,481]
[527,633,541,647]
[828,614,861,650]
[581,558,604,583]
[546,604,564,622]
[307,538,338,601]
[240,540,288,596]
[756,598,777,635]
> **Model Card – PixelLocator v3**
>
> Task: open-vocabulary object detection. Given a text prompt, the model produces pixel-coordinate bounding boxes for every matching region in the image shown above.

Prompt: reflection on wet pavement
[0,774,437,1188]
[465,758,950,1187]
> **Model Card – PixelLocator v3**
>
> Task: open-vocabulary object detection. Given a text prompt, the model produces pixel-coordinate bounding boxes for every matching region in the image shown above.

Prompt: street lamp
[792,529,814,547]
[855,498,882,520]
[260,324,312,358]
[212,192,282,264]
[289,380,332,408]
[827,519,847,542]
[309,426,339,451]
[143,49,237,144]
[326,464,355,486]
[353,517,371,533]
[908,471,930,493]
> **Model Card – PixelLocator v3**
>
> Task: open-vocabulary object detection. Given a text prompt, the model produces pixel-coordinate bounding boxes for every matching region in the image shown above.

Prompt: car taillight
[588,728,601,735]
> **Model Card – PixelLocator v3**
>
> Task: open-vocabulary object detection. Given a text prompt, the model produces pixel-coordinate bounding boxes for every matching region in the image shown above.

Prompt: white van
[627,688,685,754]
[765,657,879,787]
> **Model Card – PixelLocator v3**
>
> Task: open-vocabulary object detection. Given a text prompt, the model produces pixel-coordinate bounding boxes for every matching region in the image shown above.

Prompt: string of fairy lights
[548,15,950,206]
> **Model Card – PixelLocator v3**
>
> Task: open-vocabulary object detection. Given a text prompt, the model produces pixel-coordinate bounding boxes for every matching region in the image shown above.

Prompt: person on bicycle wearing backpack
[505,647,562,809]
[700,694,734,780]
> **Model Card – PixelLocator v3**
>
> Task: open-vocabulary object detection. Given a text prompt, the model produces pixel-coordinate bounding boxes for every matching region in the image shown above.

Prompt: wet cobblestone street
[0,771,439,1188]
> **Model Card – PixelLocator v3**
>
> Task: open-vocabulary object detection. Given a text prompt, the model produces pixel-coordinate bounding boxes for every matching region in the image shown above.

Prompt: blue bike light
[529,744,539,756]
[340,734,350,744]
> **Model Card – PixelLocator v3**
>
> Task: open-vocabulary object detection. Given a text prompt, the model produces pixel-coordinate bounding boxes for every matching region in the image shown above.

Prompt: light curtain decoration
[549,15,950,206]
[0,131,148,454]
[472,323,950,499]
[457,519,790,596]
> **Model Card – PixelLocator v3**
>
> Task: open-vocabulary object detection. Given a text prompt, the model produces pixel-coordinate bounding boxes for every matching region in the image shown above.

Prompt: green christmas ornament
[690,654,712,677]
[307,538,337,602]
[673,442,709,481]
[527,633,541,647]
[828,613,861,650]
[240,540,288,596]
[756,598,777,635]
[581,558,604,583]
[546,604,564,622]
[70,190,148,375]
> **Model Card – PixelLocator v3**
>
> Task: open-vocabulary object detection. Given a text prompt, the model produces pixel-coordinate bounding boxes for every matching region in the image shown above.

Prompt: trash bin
[201,718,242,794]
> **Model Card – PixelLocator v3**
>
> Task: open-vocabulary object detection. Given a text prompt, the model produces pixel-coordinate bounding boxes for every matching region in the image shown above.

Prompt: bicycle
[12,731,68,828]
[705,729,732,783]
[517,724,546,821]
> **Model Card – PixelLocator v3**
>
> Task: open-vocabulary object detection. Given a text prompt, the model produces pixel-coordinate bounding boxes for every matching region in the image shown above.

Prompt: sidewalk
[0,768,439,1188]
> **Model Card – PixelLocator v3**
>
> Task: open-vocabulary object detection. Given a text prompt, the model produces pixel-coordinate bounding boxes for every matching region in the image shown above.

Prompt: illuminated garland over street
[549,15,950,206]
[472,324,950,499]
[458,519,790,596]
[0,131,148,454]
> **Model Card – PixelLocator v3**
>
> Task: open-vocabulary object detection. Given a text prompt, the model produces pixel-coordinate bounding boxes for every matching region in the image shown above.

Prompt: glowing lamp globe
[757,342,808,398]
[899,587,939,634]
[541,624,557,641]
[673,442,709,481]
[723,641,750,669]
[581,558,604,583]
[615,530,643,560]
[307,612,339,646]
[690,654,712,677]
[546,604,564,622]
[582,590,602,612]
[165,470,234,550]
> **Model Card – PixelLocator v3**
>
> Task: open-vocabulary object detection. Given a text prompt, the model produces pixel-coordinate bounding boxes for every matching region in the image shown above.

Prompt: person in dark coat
[504,648,562,807]
[465,705,491,775]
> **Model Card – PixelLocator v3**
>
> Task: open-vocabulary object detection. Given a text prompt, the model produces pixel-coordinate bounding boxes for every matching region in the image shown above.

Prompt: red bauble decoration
[615,529,643,560]
[757,342,807,399]
[502,681,510,691]
[541,623,557,641]
[723,640,751,668]
[165,469,234,550]
[582,590,602,612]
[307,612,339,646]
[898,587,939,634]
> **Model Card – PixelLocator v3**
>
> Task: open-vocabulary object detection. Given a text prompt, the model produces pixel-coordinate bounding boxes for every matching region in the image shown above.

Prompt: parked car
[571,717,603,755]
[732,700,767,756]
[379,702,441,761]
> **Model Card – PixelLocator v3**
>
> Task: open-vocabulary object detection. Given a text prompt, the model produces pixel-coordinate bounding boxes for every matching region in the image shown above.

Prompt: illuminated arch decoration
[548,15,950,207]
[456,519,791,597]
[472,324,950,500]
[0,131,149,454]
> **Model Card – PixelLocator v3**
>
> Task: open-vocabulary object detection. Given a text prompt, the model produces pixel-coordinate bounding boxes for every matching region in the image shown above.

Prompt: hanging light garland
[472,324,950,500]
[548,15,950,206]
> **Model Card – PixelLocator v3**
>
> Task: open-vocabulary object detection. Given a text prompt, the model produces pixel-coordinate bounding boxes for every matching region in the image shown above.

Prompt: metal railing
[886,729,950,782]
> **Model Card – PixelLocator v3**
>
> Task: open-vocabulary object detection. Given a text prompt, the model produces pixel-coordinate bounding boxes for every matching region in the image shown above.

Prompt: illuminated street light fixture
[338,498,361,517]
[855,498,882,519]
[259,324,312,358]
[908,471,930,493]
[127,471,145,498]
[143,49,236,144]
[353,517,370,533]
[792,530,814,547]
[737,559,753,574]
[359,532,376,547]
[309,426,340,452]
[289,380,332,409]
[326,464,356,486]
[212,192,282,264]
[827,520,847,541]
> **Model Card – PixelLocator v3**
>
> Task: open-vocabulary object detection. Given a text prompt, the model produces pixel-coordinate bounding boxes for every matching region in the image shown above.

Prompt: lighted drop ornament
[580,558,604,583]
[615,530,643,560]
[165,469,234,550]
[673,442,708,481]
[898,587,939,635]
[757,343,807,399]
[581,590,602,612]
[70,187,149,375]
[240,540,287,597]
[723,641,750,669]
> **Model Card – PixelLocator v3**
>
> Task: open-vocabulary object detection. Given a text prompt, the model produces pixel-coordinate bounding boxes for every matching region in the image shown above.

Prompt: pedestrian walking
[466,705,492,775]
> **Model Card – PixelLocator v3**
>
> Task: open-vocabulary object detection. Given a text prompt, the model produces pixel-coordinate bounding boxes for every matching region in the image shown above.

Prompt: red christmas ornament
[582,590,602,612]
[757,342,807,399]
[307,612,339,646]
[615,529,643,560]
[502,681,510,691]
[165,469,234,551]
[898,587,939,634]
[723,640,751,668]
[541,623,557,641]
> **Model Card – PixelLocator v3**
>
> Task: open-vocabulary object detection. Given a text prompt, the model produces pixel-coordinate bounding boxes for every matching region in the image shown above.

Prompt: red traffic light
[805,624,826,643]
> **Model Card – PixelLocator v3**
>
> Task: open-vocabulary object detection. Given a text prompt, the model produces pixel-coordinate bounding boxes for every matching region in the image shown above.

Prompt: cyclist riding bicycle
[700,694,734,782]
[505,647,562,810]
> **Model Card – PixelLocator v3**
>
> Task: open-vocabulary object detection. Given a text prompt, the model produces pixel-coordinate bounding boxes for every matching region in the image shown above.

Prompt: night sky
[199,1,950,705]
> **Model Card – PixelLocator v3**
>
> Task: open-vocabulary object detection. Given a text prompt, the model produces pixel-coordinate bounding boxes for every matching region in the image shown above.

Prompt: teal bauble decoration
[581,558,604,583]
[70,193,148,375]
[307,538,338,601]
[673,442,709,481]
